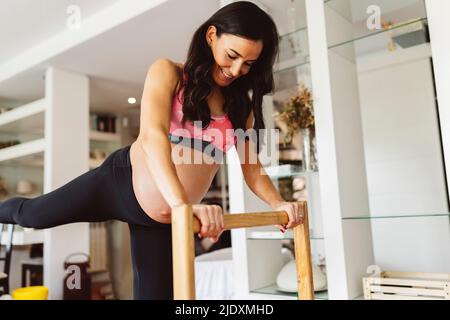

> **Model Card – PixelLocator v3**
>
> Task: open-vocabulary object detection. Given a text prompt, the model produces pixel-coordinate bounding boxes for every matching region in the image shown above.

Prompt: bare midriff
[129,141,221,224]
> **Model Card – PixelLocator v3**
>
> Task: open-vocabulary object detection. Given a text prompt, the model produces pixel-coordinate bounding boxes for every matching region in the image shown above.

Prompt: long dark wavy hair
[179,1,279,154]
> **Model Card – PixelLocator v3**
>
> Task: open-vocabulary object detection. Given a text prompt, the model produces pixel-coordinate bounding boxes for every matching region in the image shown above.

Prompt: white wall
[358,52,450,272]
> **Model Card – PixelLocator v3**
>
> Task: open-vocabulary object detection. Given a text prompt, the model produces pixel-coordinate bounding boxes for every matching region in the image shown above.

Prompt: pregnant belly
[129,141,220,224]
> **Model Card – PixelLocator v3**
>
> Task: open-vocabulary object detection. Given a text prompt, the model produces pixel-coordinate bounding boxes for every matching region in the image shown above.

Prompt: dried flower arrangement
[273,85,314,145]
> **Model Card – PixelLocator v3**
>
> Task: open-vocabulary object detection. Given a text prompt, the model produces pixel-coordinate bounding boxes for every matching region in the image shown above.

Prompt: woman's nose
[230,62,243,77]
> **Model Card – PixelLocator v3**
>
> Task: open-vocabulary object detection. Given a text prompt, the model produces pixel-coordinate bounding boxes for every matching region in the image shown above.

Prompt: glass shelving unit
[253,1,327,299]
[328,17,428,50]
[274,0,429,71]
[320,0,450,301]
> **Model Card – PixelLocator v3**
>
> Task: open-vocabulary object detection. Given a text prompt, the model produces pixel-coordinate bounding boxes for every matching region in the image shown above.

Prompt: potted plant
[274,85,317,171]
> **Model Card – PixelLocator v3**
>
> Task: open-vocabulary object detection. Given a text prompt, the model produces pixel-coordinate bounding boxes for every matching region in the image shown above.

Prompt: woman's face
[206,26,263,87]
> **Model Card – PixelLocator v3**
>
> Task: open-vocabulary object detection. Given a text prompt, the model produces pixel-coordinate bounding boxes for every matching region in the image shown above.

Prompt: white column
[426,0,450,200]
[305,0,375,299]
[44,67,90,300]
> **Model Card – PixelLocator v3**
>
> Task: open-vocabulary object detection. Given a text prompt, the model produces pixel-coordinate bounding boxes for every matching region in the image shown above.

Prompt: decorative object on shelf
[382,19,397,52]
[16,180,36,196]
[89,270,115,300]
[292,177,308,201]
[277,178,294,202]
[0,140,20,149]
[391,18,429,49]
[0,177,9,200]
[300,128,313,171]
[90,113,117,133]
[276,259,327,293]
[277,140,301,161]
[274,85,314,145]
[273,85,317,171]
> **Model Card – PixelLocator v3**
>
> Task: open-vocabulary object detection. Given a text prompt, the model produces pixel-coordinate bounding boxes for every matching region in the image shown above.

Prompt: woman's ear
[205,25,217,46]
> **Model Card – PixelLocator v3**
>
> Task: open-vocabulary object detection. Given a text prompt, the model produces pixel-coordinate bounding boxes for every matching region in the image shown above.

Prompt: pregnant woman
[0,1,304,299]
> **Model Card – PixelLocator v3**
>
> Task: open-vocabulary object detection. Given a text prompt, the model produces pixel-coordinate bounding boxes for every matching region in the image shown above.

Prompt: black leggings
[0,145,173,300]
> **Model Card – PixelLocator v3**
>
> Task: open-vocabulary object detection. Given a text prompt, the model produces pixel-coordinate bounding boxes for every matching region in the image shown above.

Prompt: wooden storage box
[363,271,450,300]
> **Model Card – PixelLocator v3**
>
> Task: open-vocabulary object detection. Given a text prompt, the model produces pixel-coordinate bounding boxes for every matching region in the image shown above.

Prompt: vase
[301,128,316,171]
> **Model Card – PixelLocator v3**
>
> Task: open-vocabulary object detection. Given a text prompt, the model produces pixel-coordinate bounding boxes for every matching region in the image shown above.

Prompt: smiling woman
[182,1,280,155]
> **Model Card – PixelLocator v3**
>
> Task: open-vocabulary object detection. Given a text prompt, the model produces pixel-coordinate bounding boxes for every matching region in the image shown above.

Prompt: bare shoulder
[146,58,184,94]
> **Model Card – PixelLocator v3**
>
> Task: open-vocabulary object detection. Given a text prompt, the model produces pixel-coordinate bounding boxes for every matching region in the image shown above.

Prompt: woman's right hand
[191,204,225,243]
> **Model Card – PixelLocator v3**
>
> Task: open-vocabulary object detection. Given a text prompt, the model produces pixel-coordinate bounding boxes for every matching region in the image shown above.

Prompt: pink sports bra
[168,79,237,160]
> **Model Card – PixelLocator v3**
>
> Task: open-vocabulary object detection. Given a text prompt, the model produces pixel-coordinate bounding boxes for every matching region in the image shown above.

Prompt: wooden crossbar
[171,201,314,300]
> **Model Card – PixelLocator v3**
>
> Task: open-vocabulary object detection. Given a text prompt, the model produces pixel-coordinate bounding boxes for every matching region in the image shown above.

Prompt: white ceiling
[0,0,221,113]
[0,0,121,63]
[0,0,304,115]
[0,0,424,116]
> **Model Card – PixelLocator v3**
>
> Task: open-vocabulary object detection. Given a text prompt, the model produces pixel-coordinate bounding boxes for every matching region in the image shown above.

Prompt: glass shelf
[343,212,450,220]
[251,284,328,300]
[324,0,426,25]
[274,22,310,86]
[273,60,311,92]
[328,17,429,62]
[273,1,428,73]
[278,26,309,65]
[324,0,428,60]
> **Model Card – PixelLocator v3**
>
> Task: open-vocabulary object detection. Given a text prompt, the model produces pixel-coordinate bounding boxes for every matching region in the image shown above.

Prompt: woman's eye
[227,54,236,59]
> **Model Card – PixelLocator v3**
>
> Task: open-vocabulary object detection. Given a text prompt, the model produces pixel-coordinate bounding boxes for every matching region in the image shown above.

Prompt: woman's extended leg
[0,144,175,299]
[0,148,126,229]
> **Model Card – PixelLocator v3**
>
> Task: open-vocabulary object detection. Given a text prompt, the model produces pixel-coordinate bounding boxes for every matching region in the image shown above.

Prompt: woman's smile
[216,65,235,84]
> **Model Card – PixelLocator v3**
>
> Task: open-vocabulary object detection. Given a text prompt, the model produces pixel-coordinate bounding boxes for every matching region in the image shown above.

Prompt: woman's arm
[237,111,303,230]
[137,58,188,208]
[238,111,284,208]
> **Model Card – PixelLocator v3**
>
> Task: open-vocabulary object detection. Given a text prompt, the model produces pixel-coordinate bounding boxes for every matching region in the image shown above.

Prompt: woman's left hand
[272,201,305,232]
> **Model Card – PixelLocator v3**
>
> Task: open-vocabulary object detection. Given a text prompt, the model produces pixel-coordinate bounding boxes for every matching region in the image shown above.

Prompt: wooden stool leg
[171,204,196,300]
[294,201,314,300]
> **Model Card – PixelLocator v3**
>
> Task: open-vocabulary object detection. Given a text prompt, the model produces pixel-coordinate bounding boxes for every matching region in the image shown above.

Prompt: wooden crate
[363,271,450,300]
